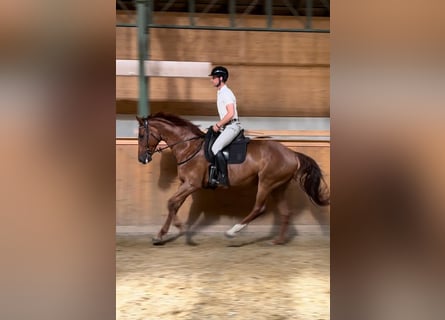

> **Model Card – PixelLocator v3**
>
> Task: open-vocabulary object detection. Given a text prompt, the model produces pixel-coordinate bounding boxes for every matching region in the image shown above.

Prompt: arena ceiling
[116,0,330,17]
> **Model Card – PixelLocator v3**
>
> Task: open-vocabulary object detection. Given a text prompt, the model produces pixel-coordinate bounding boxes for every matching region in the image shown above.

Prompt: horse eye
[138,134,144,139]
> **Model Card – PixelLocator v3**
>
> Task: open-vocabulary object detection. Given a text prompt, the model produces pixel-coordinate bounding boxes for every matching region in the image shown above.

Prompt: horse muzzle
[139,152,152,164]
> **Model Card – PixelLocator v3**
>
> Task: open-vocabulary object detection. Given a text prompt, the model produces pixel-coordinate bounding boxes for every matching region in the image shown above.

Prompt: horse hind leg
[225,180,292,243]
[270,183,293,245]
[225,204,266,237]
[183,199,204,245]
[225,182,271,238]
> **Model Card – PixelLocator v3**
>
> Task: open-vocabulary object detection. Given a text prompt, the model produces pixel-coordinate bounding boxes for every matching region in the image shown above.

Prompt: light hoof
[224,231,235,238]
[225,224,247,238]
[152,237,165,245]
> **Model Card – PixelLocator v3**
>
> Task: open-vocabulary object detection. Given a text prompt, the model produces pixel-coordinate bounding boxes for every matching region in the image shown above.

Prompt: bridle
[140,119,204,166]
[140,119,161,158]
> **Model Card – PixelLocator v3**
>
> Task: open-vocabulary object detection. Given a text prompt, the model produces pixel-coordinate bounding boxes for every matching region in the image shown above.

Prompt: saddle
[203,126,250,189]
[203,126,250,164]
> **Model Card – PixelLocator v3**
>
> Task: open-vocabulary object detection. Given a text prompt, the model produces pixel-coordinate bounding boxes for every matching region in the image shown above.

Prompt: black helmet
[209,66,229,82]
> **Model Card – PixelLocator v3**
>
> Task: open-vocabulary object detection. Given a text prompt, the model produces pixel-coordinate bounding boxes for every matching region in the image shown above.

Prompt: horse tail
[294,152,330,206]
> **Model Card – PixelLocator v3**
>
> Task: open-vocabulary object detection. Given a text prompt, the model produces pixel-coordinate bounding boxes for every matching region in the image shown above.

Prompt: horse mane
[149,112,205,137]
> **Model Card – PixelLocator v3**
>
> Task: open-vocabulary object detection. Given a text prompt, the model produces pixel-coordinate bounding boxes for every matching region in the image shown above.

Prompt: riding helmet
[209,66,229,82]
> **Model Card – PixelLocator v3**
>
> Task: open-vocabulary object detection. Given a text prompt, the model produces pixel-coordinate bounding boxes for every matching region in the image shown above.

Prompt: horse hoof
[152,237,165,245]
[224,231,236,238]
[271,239,286,245]
[225,224,247,238]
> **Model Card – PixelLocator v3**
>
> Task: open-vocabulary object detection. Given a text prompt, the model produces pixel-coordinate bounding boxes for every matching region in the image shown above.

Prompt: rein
[154,135,202,153]
[154,136,204,166]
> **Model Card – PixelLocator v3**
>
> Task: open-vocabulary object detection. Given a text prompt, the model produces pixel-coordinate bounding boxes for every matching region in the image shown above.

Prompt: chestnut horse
[136,112,330,245]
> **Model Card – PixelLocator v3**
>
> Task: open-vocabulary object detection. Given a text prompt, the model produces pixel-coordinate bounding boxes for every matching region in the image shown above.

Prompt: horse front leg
[152,181,199,245]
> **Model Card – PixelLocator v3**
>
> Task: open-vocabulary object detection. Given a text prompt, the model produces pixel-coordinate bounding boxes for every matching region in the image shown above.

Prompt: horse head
[136,115,162,164]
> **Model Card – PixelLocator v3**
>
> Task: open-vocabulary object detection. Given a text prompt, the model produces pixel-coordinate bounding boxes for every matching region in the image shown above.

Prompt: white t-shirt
[216,85,238,120]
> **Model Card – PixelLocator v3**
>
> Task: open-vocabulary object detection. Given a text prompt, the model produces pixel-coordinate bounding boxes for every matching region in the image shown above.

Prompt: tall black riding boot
[207,165,218,189]
[215,151,229,187]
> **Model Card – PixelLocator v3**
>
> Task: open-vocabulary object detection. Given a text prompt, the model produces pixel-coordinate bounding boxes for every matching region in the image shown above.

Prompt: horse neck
[153,121,200,157]
[153,121,186,143]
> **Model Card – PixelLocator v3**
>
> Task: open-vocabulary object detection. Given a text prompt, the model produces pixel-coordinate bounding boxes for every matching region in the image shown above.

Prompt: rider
[209,66,243,187]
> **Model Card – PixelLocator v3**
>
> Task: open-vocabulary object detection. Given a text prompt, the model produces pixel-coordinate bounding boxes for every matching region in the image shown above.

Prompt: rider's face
[211,75,221,87]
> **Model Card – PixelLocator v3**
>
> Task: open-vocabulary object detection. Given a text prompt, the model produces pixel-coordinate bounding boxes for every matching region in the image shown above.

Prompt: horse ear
[136,115,143,125]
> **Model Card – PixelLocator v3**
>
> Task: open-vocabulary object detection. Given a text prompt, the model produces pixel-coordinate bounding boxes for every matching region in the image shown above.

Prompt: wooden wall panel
[242,32,329,66]
[236,66,329,116]
[116,14,329,64]
[150,29,245,63]
[116,141,330,231]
